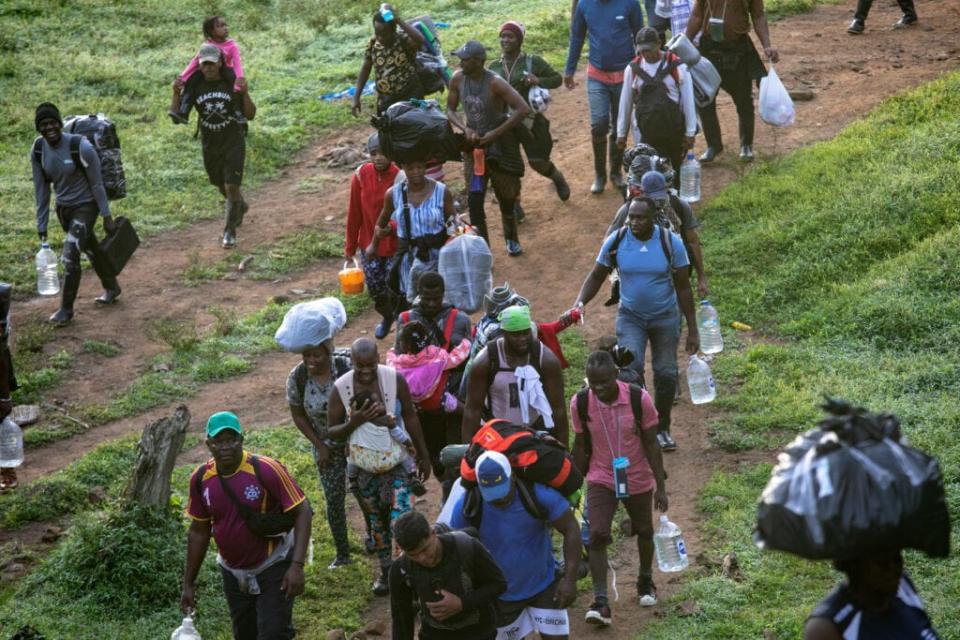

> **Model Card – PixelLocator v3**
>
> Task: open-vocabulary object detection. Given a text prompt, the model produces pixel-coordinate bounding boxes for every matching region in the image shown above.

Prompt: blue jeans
[615,305,681,431]
[586,78,624,139]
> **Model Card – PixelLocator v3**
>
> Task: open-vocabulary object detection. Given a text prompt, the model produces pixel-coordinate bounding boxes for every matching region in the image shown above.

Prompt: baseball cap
[452,40,487,61]
[206,411,243,438]
[476,450,512,502]
[635,27,661,51]
[198,43,221,64]
[640,170,669,200]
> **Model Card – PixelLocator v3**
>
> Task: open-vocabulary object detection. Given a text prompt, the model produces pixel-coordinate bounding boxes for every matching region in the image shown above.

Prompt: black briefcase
[98,216,140,275]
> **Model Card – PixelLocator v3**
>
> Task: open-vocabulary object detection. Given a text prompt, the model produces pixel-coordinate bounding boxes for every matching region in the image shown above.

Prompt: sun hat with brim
[198,43,221,64]
[476,450,512,501]
[206,411,243,438]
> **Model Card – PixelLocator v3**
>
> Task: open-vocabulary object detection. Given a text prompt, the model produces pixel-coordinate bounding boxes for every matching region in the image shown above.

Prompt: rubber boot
[548,165,571,201]
[609,135,626,194]
[500,198,521,256]
[467,191,489,243]
[50,269,80,326]
[591,138,607,195]
[222,200,239,248]
[653,374,678,450]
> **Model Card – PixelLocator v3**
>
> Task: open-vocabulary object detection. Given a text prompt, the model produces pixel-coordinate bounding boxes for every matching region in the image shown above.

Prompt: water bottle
[171,614,202,640]
[379,3,394,22]
[697,300,723,354]
[36,243,60,296]
[679,153,701,203]
[0,416,24,468]
[654,514,689,572]
[687,355,716,404]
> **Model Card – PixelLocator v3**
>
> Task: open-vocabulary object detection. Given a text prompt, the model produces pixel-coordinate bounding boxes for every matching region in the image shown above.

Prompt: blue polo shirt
[598,225,689,319]
[566,0,645,75]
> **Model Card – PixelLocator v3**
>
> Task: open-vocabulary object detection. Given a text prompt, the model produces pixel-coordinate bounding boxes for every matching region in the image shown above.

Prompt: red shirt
[345,162,399,258]
[570,382,659,494]
[187,451,306,569]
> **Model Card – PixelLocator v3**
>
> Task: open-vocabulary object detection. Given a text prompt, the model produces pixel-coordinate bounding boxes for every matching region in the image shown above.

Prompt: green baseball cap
[206,411,243,438]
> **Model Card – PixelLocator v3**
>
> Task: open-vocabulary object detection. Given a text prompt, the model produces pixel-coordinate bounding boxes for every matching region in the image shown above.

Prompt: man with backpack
[460,305,569,448]
[394,272,472,479]
[447,451,582,640]
[182,412,313,640]
[32,102,121,326]
[390,510,507,640]
[615,28,697,187]
[572,350,667,623]
[574,197,699,452]
[170,43,257,249]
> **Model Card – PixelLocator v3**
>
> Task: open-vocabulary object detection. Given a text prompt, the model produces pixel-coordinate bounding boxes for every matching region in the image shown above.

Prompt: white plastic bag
[438,232,493,314]
[274,298,347,353]
[759,66,795,127]
[528,86,551,115]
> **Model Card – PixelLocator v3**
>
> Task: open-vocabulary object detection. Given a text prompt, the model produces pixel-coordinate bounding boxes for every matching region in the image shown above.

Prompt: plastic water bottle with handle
[697,299,723,354]
[654,514,689,572]
[679,153,701,203]
[36,243,60,296]
[171,614,202,640]
[0,416,24,468]
[687,354,716,404]
[379,3,394,21]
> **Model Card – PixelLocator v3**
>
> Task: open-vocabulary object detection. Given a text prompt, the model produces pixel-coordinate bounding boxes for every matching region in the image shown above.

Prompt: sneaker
[506,240,523,257]
[638,575,657,606]
[847,19,865,34]
[585,601,612,626]
[222,230,236,249]
[657,431,678,452]
[893,15,917,28]
[327,555,352,569]
[372,575,390,596]
[48,308,73,327]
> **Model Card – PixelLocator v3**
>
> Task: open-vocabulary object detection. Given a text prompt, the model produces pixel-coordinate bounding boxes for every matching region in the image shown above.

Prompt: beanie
[34,102,63,131]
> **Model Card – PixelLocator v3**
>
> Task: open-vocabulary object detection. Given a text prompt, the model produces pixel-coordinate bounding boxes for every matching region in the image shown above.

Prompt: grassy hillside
[641,70,960,639]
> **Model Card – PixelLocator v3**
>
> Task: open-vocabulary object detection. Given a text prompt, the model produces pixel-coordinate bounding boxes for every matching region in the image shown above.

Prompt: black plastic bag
[754,398,951,561]
[373,100,458,164]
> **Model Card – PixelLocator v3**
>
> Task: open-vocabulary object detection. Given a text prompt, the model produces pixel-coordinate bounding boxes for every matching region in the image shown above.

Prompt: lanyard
[594,392,622,459]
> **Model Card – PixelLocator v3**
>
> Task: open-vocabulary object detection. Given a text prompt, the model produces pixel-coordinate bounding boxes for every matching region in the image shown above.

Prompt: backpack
[461,475,550,529]
[63,114,127,200]
[575,384,646,467]
[399,308,460,411]
[631,54,683,140]
[410,16,448,96]
[604,225,675,307]
[459,418,583,497]
[482,338,546,424]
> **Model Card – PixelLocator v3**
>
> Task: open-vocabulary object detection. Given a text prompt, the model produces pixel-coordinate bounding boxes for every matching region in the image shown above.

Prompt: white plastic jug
[687,355,716,404]
[697,300,723,354]
[171,615,202,640]
[36,243,60,296]
[654,514,689,572]
[0,416,24,468]
[679,153,701,203]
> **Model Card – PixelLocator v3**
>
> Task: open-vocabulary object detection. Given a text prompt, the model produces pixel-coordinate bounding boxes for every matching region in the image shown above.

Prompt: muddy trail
[6,0,960,635]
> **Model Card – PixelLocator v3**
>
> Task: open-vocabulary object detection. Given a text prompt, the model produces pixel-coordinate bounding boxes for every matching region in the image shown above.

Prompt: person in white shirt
[615,28,696,188]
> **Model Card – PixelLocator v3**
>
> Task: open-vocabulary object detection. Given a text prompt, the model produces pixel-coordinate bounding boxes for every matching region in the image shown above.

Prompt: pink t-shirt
[570,382,659,494]
[179,38,245,90]
[187,451,305,569]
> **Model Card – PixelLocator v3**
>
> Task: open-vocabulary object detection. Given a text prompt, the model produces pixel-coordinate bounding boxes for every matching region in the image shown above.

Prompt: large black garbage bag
[754,398,950,561]
[373,100,461,164]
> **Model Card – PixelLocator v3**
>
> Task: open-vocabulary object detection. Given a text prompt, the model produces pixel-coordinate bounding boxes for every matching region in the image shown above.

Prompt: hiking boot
[372,575,390,596]
[893,15,917,28]
[327,555,352,570]
[847,19,865,34]
[514,201,526,224]
[585,601,612,626]
[95,286,122,305]
[374,317,393,340]
[638,575,658,606]
[222,230,237,249]
[699,146,722,163]
[48,308,73,327]
[506,240,523,257]
[409,476,428,497]
[657,431,677,452]
[739,145,754,162]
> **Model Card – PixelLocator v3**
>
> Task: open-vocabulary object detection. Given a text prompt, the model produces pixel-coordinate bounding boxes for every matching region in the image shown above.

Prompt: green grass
[637,71,960,638]
[81,339,122,358]
[0,426,372,639]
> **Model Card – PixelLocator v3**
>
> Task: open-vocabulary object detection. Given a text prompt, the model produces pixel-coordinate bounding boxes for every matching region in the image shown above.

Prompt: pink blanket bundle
[387,339,470,403]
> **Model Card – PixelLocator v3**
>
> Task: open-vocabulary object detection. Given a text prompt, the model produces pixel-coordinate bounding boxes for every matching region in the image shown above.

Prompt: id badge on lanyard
[613,456,630,498]
[708,0,727,42]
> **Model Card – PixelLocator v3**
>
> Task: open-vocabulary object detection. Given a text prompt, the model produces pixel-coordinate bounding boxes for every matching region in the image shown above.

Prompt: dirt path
[7,0,960,634]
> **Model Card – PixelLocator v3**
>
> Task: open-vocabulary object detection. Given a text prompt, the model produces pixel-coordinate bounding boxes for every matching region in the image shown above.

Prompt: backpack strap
[658,226,674,274]
[628,384,645,431]
[33,138,49,184]
[294,362,309,403]
[69,135,86,171]
[192,461,209,501]
[401,182,412,243]
[449,531,476,575]
[516,478,549,521]
[608,226,629,272]
[575,388,593,466]
[525,54,533,75]
[441,309,458,350]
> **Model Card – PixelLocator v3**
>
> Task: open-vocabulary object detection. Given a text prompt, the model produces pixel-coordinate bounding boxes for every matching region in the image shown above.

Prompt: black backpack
[575,384,646,467]
[603,225,675,307]
[631,54,683,140]
[54,114,126,200]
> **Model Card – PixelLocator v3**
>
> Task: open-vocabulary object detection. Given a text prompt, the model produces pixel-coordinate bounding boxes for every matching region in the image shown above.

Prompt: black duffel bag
[373,99,461,164]
[98,216,140,275]
[754,398,951,561]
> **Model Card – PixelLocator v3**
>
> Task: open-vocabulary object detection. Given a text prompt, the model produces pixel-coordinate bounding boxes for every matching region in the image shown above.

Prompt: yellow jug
[339,259,365,295]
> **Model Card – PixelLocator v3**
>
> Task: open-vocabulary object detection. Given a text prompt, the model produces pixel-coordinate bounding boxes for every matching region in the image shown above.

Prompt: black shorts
[202,132,246,188]
[520,113,554,163]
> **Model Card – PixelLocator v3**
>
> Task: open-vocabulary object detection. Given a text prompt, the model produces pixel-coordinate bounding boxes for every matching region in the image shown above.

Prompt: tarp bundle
[666,33,721,108]
[754,398,951,561]
[274,298,347,353]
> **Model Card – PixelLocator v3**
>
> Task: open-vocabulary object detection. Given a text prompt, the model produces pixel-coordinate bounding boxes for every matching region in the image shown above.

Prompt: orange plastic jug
[339,259,364,295]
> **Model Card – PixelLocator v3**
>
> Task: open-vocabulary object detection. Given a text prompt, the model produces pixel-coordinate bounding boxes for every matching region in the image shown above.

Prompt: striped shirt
[187,451,306,569]
[391,180,447,239]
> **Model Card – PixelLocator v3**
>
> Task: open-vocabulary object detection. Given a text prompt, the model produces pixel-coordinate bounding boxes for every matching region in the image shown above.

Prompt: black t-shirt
[192,76,243,146]
[389,533,507,640]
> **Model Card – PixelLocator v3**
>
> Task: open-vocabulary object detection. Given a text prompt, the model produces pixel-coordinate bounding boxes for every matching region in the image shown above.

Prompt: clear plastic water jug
[697,299,723,354]
[679,153,701,203]
[687,355,716,404]
[36,243,60,296]
[0,416,24,468]
[654,514,689,572]
[171,615,202,640]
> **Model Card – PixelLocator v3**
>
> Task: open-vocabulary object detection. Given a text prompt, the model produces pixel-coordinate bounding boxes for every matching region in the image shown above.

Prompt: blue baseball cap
[640,170,668,200]
[476,450,512,502]
[206,411,243,438]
